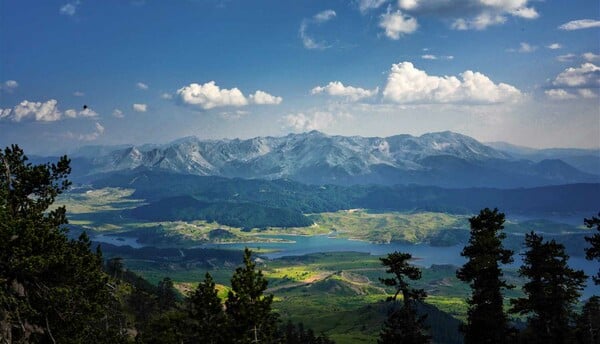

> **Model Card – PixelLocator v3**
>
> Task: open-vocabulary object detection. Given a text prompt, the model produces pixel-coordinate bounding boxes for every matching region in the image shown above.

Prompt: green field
[55,187,592,343]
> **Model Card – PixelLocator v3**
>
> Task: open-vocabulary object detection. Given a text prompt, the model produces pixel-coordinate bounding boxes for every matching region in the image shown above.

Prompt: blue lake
[93,232,599,297]
[205,234,599,297]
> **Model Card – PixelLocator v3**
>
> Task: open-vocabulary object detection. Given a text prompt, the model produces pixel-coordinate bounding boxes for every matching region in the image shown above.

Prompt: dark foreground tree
[281,321,334,344]
[575,296,600,344]
[0,145,125,343]
[584,213,600,285]
[378,251,430,344]
[187,272,227,344]
[510,232,587,344]
[456,208,514,344]
[225,248,279,343]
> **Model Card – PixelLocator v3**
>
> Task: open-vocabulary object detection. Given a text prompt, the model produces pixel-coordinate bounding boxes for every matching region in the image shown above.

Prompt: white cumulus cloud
[379,9,418,39]
[545,89,577,100]
[1,100,99,122]
[161,93,173,100]
[382,62,522,104]
[133,103,148,112]
[249,90,282,105]
[398,0,538,30]
[177,82,248,110]
[10,100,62,122]
[559,19,600,31]
[64,107,98,118]
[176,81,281,109]
[136,82,149,90]
[552,63,600,88]
[311,81,379,101]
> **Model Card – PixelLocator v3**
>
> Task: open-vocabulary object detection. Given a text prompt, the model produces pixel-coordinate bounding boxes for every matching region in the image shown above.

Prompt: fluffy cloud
[300,10,336,49]
[379,9,418,39]
[133,103,148,112]
[59,1,80,16]
[558,19,600,31]
[0,100,96,122]
[382,62,522,104]
[398,0,538,30]
[176,81,281,109]
[136,82,149,90]
[552,63,600,88]
[177,82,247,109]
[547,43,562,50]
[583,52,600,62]
[311,81,378,101]
[544,89,577,100]
[545,88,596,100]
[4,100,62,122]
[249,90,282,105]
[357,0,387,13]
[112,109,124,118]
[64,107,98,118]
[284,111,339,132]
[160,93,173,100]
[545,63,600,100]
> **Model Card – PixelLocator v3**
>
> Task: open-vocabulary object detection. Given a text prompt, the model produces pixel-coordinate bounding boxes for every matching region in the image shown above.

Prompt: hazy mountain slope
[92,171,600,216]
[487,141,600,175]
[65,131,600,188]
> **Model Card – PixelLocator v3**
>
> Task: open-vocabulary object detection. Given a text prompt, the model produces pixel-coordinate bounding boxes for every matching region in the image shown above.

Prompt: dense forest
[1,146,599,343]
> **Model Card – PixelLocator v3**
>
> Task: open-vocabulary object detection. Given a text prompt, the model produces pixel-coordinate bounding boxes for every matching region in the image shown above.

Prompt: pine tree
[378,251,430,344]
[456,208,514,344]
[575,296,600,344]
[0,145,126,343]
[510,231,587,344]
[584,213,600,285]
[225,248,279,343]
[187,272,227,344]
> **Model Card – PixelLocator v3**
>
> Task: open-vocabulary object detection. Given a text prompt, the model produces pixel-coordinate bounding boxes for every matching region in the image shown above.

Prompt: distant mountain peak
[70,131,598,187]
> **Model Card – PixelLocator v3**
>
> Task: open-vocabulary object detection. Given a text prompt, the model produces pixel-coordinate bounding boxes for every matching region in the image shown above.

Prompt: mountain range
[61,131,599,188]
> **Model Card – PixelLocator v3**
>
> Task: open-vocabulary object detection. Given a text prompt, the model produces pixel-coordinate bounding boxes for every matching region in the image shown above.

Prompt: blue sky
[0,0,599,154]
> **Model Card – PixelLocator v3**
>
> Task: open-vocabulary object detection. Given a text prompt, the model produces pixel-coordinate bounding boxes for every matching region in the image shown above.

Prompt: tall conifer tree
[457,208,514,344]
[188,272,227,344]
[225,248,278,343]
[378,251,430,344]
[510,232,586,344]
